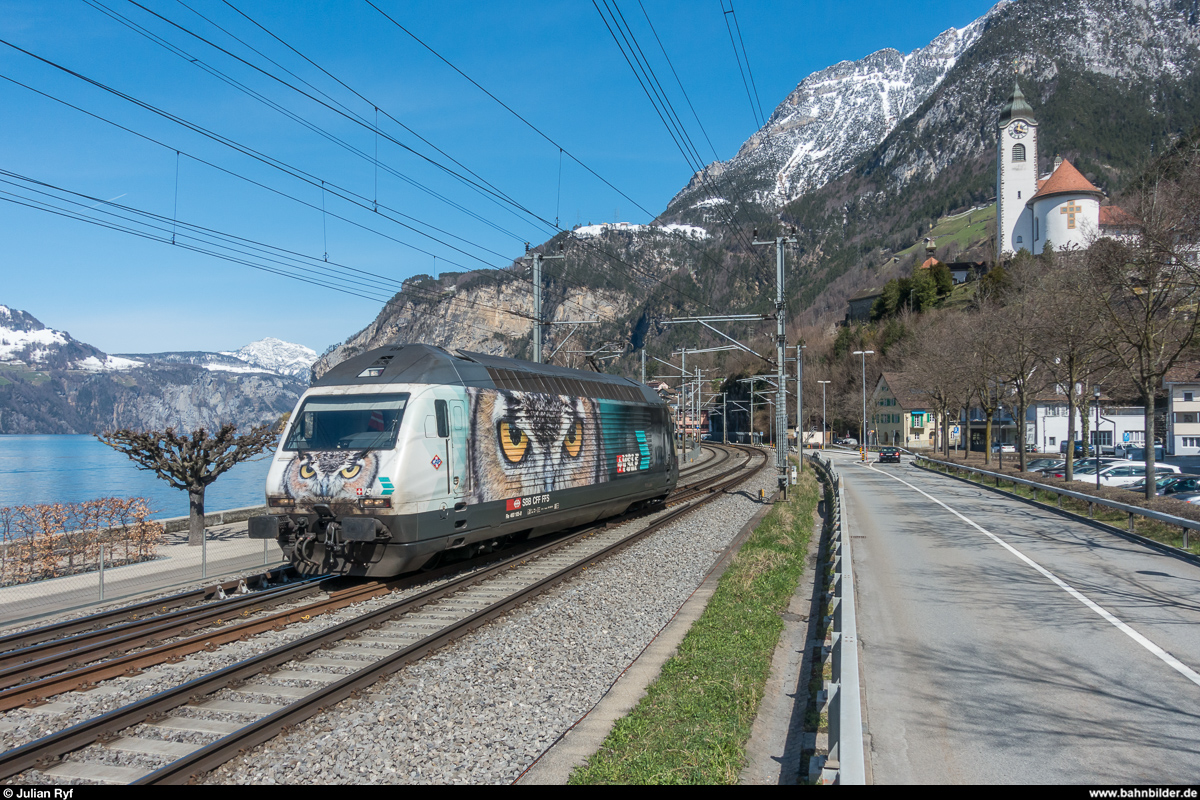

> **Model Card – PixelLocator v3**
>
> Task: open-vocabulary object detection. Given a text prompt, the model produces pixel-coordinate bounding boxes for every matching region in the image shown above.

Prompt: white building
[1028,397,1146,454]
[996,81,1111,259]
[1164,362,1200,455]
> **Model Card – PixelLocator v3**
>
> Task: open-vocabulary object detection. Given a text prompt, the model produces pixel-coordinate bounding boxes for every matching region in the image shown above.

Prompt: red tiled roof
[918,257,942,270]
[1099,205,1136,227]
[1028,158,1103,203]
[1165,361,1200,385]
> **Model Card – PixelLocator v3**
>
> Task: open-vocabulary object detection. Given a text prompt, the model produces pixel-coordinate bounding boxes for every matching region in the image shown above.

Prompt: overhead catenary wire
[0,170,543,340]
[54,4,722,319]
[197,0,732,316]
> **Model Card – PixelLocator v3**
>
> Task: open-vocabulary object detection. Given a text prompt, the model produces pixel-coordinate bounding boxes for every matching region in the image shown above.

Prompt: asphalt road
[827,451,1200,784]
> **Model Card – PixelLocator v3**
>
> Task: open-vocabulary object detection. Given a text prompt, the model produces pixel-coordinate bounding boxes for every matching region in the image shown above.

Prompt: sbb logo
[506,498,522,511]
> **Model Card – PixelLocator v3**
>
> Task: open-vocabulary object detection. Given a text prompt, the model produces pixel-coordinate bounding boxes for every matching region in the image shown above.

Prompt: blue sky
[1,0,997,354]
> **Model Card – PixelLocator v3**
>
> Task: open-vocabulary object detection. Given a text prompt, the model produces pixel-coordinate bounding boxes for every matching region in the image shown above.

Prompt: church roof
[998,80,1035,126]
[1099,206,1136,227]
[1027,158,1103,204]
[918,257,942,270]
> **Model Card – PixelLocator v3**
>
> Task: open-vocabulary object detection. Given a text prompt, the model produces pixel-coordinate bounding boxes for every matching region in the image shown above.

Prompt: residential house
[870,372,940,450]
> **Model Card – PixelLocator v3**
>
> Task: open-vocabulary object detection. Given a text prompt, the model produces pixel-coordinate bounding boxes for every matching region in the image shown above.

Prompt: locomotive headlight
[360,498,392,509]
[269,496,296,508]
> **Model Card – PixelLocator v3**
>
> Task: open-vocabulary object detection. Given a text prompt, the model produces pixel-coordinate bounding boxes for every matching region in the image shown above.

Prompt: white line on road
[855,460,1200,690]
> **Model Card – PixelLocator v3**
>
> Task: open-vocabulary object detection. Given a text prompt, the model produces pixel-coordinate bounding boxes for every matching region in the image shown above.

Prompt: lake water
[0,435,272,519]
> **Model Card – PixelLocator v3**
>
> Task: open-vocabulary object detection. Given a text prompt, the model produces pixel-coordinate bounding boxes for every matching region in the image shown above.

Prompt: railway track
[0,444,764,784]
[0,445,726,708]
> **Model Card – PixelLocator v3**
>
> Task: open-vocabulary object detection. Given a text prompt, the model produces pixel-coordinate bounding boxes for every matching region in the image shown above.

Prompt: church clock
[1010,121,1029,139]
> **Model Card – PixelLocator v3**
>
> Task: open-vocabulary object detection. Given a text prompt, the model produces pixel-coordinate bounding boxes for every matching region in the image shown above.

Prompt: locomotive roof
[316,344,663,405]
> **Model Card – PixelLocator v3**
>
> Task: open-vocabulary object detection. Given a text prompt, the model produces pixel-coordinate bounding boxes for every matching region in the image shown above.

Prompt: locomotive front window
[284,393,410,451]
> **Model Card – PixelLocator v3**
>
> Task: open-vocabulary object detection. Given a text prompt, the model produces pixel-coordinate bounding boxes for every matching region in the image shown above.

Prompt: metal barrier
[914,454,1200,551]
[806,454,866,785]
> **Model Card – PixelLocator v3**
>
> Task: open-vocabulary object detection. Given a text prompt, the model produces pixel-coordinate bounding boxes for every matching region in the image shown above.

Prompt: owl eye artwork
[468,389,606,503]
[283,450,380,500]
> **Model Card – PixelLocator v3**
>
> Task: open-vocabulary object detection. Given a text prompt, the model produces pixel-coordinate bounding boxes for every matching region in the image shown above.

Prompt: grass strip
[569,470,820,785]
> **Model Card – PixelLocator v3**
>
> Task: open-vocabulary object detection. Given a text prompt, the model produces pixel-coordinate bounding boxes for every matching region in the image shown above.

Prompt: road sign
[1124,432,1130,442]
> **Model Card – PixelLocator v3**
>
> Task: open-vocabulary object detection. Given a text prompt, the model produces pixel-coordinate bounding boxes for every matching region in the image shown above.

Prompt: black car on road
[879,446,902,463]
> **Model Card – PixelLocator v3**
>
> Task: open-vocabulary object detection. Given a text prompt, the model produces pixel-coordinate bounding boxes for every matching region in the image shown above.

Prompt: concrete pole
[532,253,542,363]
[776,237,787,496]
[681,349,688,454]
[797,344,804,472]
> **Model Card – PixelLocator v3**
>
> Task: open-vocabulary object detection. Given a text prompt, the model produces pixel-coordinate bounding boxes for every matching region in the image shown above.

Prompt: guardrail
[806,454,866,785]
[914,454,1199,550]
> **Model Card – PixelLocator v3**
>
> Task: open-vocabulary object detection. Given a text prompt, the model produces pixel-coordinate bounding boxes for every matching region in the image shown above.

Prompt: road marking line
[855,461,1200,689]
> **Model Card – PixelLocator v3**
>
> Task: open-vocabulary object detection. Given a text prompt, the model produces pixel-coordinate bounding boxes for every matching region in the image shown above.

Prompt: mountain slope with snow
[668,6,998,213]
[0,306,313,433]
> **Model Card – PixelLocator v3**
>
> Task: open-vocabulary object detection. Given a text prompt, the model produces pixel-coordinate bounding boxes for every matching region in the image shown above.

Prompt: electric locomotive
[249,344,678,576]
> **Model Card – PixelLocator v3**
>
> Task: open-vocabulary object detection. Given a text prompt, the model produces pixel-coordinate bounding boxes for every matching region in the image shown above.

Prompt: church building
[996,81,1106,259]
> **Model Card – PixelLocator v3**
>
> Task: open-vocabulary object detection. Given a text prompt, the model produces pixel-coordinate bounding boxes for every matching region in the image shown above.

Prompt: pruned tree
[96,424,278,544]
[1089,141,1200,499]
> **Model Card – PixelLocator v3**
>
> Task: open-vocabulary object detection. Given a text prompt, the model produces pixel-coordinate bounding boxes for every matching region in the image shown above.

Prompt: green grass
[568,471,821,785]
[893,203,995,263]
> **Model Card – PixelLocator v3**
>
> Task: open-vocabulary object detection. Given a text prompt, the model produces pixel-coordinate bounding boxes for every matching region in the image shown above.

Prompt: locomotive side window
[284,393,409,451]
[435,399,450,438]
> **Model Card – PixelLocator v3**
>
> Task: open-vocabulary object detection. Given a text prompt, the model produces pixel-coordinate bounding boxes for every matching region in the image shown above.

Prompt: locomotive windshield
[284,393,409,451]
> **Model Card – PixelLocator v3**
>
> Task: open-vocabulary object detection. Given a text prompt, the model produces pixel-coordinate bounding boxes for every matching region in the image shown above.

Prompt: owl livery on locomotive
[249,344,679,577]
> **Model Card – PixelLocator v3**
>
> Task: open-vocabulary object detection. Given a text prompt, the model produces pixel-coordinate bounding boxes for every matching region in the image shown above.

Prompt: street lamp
[1095,386,1102,489]
[818,380,831,450]
[852,350,875,461]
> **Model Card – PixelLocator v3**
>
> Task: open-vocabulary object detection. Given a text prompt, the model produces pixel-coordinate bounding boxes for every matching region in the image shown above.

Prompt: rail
[913,454,1200,550]
[805,454,865,785]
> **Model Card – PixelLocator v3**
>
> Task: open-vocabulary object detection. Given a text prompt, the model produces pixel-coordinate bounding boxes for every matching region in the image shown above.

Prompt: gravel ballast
[202,462,775,785]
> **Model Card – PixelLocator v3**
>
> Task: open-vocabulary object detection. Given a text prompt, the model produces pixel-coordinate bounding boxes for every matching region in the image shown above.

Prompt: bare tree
[906,311,974,458]
[985,254,1053,470]
[1089,142,1200,499]
[96,424,278,544]
[1035,251,1111,481]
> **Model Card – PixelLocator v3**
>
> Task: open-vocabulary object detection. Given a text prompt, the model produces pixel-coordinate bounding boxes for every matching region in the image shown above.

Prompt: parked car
[879,446,901,463]
[1164,491,1200,505]
[1089,462,1180,488]
[1113,444,1166,461]
[1025,458,1063,472]
[838,438,858,447]
[992,442,1016,453]
[1050,457,1127,477]
[1125,474,1200,496]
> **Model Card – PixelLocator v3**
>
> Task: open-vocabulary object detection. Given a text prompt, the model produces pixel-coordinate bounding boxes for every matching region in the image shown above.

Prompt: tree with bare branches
[1089,141,1200,499]
[96,424,278,544]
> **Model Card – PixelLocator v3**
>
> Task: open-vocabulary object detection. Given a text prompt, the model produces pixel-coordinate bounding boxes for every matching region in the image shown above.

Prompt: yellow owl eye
[340,465,362,479]
[563,420,582,458]
[498,421,528,464]
[299,464,315,479]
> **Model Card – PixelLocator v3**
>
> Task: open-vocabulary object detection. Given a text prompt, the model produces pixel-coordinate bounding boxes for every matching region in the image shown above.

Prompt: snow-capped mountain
[0,305,142,372]
[669,5,998,212]
[0,305,316,433]
[223,338,317,379]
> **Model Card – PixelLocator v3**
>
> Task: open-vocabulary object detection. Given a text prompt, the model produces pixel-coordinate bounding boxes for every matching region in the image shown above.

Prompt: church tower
[996,80,1038,261]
